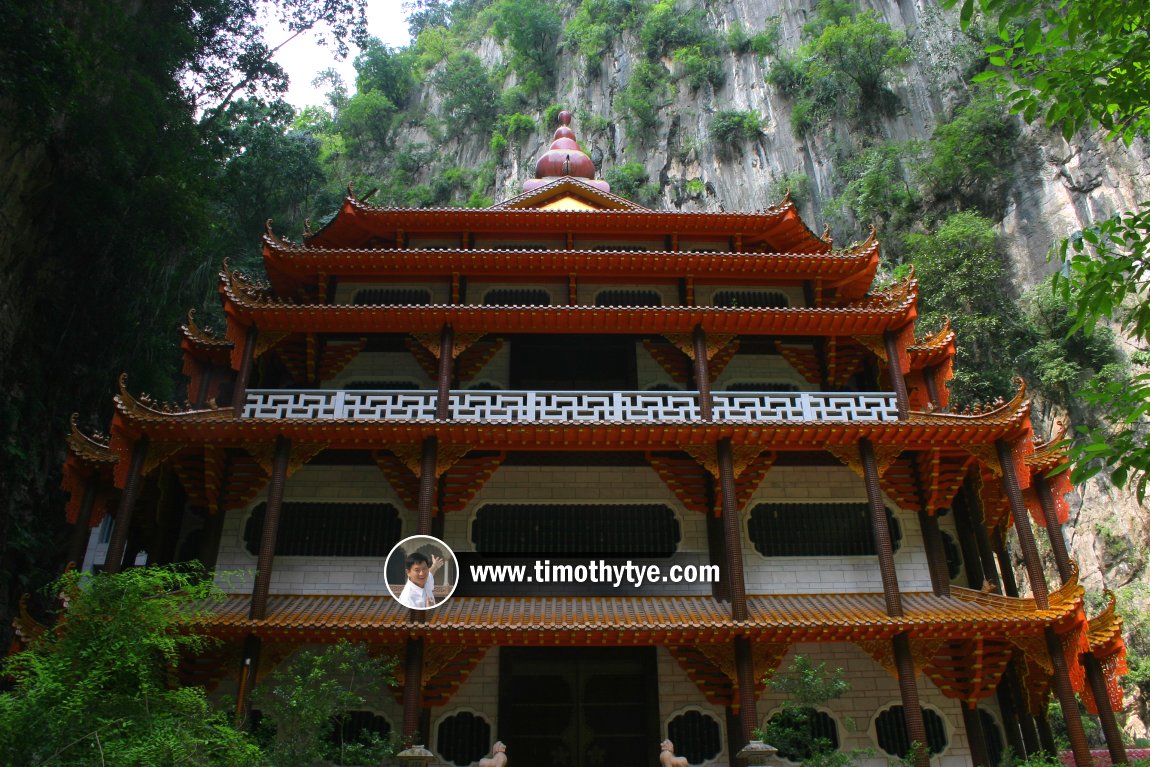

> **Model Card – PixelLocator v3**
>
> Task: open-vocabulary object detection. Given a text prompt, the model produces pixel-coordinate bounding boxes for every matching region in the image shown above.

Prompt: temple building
[58,112,1130,767]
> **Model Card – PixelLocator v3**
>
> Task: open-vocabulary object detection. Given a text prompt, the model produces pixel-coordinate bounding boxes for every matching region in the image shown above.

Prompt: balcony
[243,390,899,423]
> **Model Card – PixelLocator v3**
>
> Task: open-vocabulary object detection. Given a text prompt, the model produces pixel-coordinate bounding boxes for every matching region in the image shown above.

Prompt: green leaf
[960,0,974,28]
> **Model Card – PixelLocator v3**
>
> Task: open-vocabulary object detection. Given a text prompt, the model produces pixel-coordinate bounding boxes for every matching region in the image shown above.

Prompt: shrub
[619,61,670,136]
[674,44,725,91]
[765,6,910,136]
[728,18,782,57]
[709,110,762,148]
[639,0,710,59]
[769,171,810,206]
[913,90,1020,213]
[605,162,661,204]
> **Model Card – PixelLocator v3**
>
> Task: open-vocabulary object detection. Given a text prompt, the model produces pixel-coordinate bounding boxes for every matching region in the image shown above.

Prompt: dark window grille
[244,502,402,557]
[979,709,1004,767]
[767,707,840,762]
[726,382,799,392]
[595,290,663,307]
[748,503,902,557]
[874,706,947,757]
[343,380,421,390]
[472,504,679,557]
[467,381,503,390]
[940,531,962,579]
[353,287,432,305]
[667,710,722,764]
[712,290,789,308]
[329,711,391,765]
[483,288,551,306]
[437,711,492,767]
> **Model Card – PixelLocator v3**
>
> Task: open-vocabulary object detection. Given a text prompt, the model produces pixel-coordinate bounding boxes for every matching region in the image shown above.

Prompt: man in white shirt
[397,551,444,609]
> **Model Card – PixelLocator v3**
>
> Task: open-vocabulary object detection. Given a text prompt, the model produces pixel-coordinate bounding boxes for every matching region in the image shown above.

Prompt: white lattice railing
[243,390,899,423]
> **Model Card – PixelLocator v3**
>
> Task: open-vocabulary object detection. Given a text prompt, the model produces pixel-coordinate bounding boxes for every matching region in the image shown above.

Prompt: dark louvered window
[712,290,789,308]
[594,289,663,307]
[472,504,679,557]
[244,502,402,557]
[667,710,722,765]
[875,706,948,757]
[437,711,492,767]
[483,288,551,306]
[329,711,391,765]
[353,287,432,305]
[726,382,800,392]
[343,380,421,390]
[979,709,1004,767]
[768,707,840,762]
[748,503,902,557]
[940,531,962,579]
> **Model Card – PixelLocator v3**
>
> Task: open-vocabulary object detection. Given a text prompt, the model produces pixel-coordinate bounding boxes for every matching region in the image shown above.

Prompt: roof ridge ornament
[524,109,611,193]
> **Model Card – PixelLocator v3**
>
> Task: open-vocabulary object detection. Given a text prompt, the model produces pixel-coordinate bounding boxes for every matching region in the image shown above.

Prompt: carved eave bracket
[243,442,327,478]
[826,444,904,479]
[390,444,472,479]
[664,333,737,364]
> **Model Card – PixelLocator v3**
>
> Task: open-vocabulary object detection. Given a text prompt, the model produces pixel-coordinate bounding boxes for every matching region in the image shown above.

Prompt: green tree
[354,38,416,109]
[254,641,397,767]
[912,90,1019,214]
[0,0,368,652]
[766,7,909,135]
[490,0,562,83]
[0,566,263,767]
[757,655,872,767]
[431,51,498,136]
[941,0,1150,497]
[903,211,1027,406]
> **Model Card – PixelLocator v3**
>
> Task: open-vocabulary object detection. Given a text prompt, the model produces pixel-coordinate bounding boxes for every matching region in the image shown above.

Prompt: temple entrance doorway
[498,647,659,767]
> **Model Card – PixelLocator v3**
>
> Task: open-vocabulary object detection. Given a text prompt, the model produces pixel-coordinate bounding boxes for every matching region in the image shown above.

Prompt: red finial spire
[524,110,611,192]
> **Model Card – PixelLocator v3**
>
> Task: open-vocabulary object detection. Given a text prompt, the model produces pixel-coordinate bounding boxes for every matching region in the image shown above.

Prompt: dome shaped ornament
[524,109,611,192]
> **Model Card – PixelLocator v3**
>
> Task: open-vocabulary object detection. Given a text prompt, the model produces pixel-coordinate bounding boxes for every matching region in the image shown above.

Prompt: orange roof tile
[194,589,1079,644]
[306,195,830,254]
[260,237,881,298]
[219,266,916,337]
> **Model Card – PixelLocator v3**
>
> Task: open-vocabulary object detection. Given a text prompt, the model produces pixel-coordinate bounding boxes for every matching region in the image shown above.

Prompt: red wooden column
[404,323,454,738]
[860,439,928,767]
[104,436,149,574]
[233,325,258,417]
[1036,475,1127,764]
[67,479,98,568]
[883,330,910,419]
[402,637,424,737]
[996,440,1093,767]
[692,324,713,420]
[918,509,951,597]
[961,704,992,767]
[250,436,291,620]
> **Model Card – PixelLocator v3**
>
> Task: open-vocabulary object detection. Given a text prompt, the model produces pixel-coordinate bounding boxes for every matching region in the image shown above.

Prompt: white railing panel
[245,390,899,424]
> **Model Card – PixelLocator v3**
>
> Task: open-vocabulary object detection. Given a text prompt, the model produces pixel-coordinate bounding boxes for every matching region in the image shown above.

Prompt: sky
[267,1,412,110]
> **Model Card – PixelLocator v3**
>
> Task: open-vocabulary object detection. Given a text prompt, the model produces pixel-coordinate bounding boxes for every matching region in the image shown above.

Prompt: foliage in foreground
[0,566,263,767]
[941,0,1150,498]
[253,641,398,767]
[756,655,872,767]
